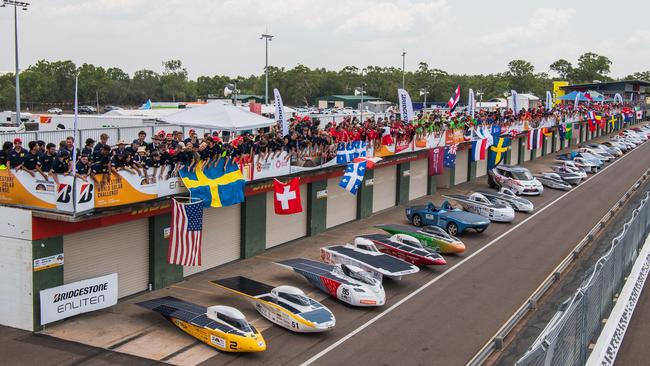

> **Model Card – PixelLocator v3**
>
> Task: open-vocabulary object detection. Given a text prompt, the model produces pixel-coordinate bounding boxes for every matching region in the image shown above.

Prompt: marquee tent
[159,101,275,131]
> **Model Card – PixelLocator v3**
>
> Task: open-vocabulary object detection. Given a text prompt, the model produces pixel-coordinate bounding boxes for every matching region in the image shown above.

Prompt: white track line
[300,139,646,366]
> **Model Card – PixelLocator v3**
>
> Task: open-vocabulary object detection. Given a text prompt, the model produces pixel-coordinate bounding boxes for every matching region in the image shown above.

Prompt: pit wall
[8,117,642,332]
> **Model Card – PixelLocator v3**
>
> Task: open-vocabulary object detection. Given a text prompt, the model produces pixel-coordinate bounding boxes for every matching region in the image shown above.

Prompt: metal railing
[514,189,650,366]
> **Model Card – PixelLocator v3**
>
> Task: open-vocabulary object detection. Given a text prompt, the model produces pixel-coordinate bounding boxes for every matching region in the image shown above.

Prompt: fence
[515,190,650,366]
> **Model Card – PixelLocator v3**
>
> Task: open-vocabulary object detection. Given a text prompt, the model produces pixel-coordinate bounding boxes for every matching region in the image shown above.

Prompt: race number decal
[210,335,226,348]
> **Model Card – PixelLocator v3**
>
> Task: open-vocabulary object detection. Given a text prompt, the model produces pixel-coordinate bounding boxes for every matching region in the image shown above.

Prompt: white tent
[159,101,276,131]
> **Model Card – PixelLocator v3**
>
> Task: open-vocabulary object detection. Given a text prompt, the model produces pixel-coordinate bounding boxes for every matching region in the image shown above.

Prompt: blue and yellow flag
[179,160,245,208]
[487,137,511,170]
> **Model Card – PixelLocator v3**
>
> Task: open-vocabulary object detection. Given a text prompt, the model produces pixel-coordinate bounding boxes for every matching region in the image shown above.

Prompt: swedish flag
[487,137,511,170]
[179,160,245,208]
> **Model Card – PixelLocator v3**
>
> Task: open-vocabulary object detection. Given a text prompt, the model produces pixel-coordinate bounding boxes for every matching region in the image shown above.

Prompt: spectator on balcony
[0,141,13,171]
[82,138,95,157]
[8,138,27,172]
[20,141,40,177]
[133,130,147,147]
[93,133,110,161]
[38,143,57,184]
[52,150,72,176]
[63,136,79,157]
[75,154,90,182]
[132,146,149,182]
[90,145,111,185]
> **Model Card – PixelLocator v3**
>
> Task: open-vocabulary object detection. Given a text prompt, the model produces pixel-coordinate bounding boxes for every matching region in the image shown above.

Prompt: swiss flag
[273,177,302,215]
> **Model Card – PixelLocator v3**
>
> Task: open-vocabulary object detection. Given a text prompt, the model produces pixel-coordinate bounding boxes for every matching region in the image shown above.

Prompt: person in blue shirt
[8,138,28,173]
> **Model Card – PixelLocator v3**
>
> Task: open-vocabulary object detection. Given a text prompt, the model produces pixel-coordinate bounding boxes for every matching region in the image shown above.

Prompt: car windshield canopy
[341,265,376,285]
[511,170,533,180]
[217,313,252,333]
[278,292,312,306]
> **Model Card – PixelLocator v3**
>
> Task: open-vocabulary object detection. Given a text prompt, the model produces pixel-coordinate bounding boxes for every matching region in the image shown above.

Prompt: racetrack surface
[195,138,650,366]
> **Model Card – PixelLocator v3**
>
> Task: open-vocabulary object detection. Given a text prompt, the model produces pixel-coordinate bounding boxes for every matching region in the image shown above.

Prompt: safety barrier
[467,165,650,366]
[513,187,650,366]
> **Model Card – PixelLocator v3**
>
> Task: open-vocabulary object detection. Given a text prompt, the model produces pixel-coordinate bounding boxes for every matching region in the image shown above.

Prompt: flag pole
[71,74,79,217]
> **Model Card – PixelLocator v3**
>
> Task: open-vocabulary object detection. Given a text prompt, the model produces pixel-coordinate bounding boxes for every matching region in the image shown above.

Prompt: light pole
[2,1,29,124]
[355,84,366,122]
[260,32,274,105]
[401,50,407,89]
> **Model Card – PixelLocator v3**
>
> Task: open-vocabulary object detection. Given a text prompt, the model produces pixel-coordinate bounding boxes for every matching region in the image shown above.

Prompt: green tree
[549,59,573,80]
[573,52,612,83]
[160,60,189,102]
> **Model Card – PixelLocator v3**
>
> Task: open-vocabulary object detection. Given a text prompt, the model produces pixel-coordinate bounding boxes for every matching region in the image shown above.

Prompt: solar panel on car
[137,296,239,333]
[277,258,354,285]
[326,246,415,272]
[212,276,274,297]
[362,234,432,257]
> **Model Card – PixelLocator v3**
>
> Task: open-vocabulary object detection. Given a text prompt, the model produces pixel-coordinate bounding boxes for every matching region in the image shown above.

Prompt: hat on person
[166,133,173,138]
[157,130,166,137]
[137,146,146,153]
[58,150,70,158]
[177,142,186,149]
[117,139,126,145]
[189,129,196,134]
[13,137,22,144]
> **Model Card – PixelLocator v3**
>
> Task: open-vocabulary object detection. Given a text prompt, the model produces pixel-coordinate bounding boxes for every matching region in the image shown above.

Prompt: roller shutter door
[326,177,357,228]
[454,149,469,185]
[183,204,241,277]
[64,219,149,299]
[476,158,487,178]
[372,165,397,213]
[409,159,428,201]
[266,184,307,248]
[511,138,520,165]
[545,135,552,155]
[523,143,531,162]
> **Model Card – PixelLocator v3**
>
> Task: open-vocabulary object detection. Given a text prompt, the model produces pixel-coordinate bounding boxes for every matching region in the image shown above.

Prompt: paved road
[610,255,650,365]
[195,138,650,366]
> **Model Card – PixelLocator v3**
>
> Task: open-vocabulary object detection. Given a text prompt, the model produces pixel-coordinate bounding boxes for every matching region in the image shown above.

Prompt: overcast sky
[1,0,648,79]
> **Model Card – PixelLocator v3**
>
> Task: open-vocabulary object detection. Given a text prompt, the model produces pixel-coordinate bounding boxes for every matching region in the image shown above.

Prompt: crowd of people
[0,102,633,186]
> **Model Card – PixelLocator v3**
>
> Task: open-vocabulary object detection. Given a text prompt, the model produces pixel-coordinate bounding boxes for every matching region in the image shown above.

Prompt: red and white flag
[168,198,204,266]
[273,177,302,215]
[352,156,382,170]
[527,128,543,150]
[471,138,488,161]
[447,85,461,110]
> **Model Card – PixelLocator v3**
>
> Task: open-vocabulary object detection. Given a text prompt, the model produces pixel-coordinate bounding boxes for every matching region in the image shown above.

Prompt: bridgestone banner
[40,273,118,325]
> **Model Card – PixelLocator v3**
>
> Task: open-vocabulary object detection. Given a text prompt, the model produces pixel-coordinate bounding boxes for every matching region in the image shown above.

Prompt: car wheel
[412,214,423,227]
[476,227,487,233]
[446,222,459,236]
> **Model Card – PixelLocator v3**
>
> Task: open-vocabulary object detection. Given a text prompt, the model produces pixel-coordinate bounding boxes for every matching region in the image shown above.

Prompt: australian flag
[339,161,367,195]
[444,144,457,168]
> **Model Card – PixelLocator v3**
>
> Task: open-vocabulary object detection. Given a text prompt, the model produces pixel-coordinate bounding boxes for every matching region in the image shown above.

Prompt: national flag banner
[178,160,245,208]
[527,128,543,150]
[447,85,461,110]
[336,140,367,164]
[542,127,552,137]
[273,177,302,215]
[428,147,445,176]
[339,161,367,195]
[444,144,457,168]
[565,123,574,140]
[397,88,415,122]
[584,91,593,102]
[352,156,382,170]
[168,198,204,266]
[596,114,605,129]
[636,110,643,120]
[488,137,511,170]
[587,111,597,132]
[609,115,617,128]
[471,138,488,161]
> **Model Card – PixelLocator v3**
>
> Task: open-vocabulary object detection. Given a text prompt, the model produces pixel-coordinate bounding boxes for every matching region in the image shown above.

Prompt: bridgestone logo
[602,251,650,366]
[53,282,108,303]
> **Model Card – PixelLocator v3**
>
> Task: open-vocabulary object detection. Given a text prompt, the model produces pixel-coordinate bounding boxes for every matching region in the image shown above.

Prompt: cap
[166,133,173,138]
[137,146,147,153]
[157,130,166,136]
[58,150,70,158]
[117,139,126,145]
[189,129,196,134]
[13,137,22,144]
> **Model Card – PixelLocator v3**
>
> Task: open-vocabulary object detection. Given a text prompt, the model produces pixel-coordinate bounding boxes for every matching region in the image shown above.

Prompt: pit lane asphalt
[195,134,650,366]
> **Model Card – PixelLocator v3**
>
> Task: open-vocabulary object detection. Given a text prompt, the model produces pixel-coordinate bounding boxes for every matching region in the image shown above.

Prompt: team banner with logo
[274,88,288,137]
[40,273,118,325]
[428,147,445,176]
[397,88,415,123]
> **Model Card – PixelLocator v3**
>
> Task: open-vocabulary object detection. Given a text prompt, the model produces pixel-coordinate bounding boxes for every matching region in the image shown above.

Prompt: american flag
[444,144,457,168]
[168,198,204,266]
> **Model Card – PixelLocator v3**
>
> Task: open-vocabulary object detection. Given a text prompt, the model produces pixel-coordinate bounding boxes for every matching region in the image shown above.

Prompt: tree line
[0,52,646,111]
